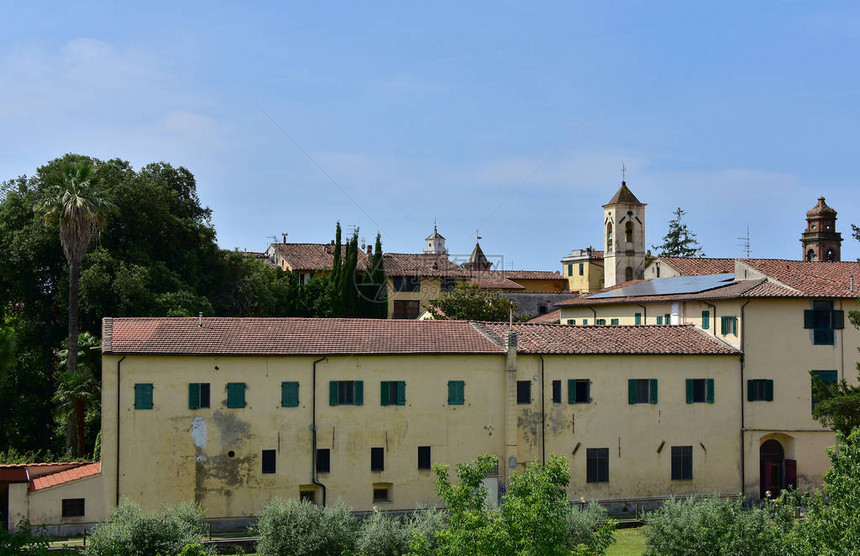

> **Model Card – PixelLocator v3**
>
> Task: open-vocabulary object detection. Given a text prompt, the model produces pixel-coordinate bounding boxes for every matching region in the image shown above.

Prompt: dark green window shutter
[449,380,464,405]
[354,381,364,406]
[706,379,715,403]
[747,380,754,402]
[135,383,153,410]
[656,316,663,325]
[720,316,727,334]
[227,383,245,408]
[380,381,390,406]
[685,379,694,404]
[765,380,773,402]
[329,381,339,406]
[833,310,844,329]
[665,314,671,324]
[396,381,406,406]
[635,313,642,325]
[628,379,636,404]
[568,379,575,404]
[282,382,299,407]
[649,379,658,404]
[702,311,710,330]
[803,310,815,329]
[567,263,573,276]
[189,383,200,409]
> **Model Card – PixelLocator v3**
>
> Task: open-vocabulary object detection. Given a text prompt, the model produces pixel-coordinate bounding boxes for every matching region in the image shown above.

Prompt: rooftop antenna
[281,232,288,244]
[737,226,751,258]
[267,235,278,244]
[622,163,626,183]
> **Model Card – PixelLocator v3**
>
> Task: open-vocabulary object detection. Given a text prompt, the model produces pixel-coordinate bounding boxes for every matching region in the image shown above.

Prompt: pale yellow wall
[562,258,604,294]
[386,277,462,318]
[10,475,106,531]
[644,260,681,280]
[512,279,567,293]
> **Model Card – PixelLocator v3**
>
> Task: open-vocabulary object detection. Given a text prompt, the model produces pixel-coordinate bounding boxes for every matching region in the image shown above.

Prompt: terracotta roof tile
[479,323,737,355]
[103,317,505,356]
[29,462,100,492]
[605,182,643,205]
[382,253,472,277]
[739,259,860,298]
[269,243,370,272]
[470,275,525,290]
[527,309,561,324]
[656,257,736,276]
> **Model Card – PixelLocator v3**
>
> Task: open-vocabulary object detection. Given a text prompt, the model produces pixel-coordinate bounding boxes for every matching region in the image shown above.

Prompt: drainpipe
[635,302,647,325]
[739,298,751,495]
[705,302,717,337]
[588,307,597,324]
[311,356,328,507]
[115,355,126,507]
[539,355,546,465]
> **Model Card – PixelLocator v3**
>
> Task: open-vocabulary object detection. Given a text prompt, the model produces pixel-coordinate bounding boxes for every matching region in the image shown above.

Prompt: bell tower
[801,197,841,262]
[603,180,646,287]
[424,224,448,255]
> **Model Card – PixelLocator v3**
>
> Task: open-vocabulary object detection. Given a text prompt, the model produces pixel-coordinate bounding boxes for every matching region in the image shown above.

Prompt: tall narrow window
[625,221,633,243]
[380,381,406,406]
[551,380,562,404]
[134,384,153,410]
[578,262,584,276]
[448,380,465,405]
[634,313,642,325]
[226,383,246,408]
[517,381,532,404]
[625,267,633,282]
[316,448,331,473]
[811,370,838,413]
[586,448,609,483]
[281,381,300,407]
[418,446,431,470]
[189,383,210,409]
[606,223,613,253]
[567,263,573,276]
[262,450,276,474]
[371,447,385,471]
[702,310,710,330]
[671,446,693,480]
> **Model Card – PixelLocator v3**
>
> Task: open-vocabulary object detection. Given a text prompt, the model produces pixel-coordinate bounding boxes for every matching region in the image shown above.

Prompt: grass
[606,526,647,556]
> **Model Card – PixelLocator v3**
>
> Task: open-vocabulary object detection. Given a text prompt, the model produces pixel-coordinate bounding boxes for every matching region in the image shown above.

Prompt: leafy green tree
[53,332,101,457]
[253,498,358,556]
[37,160,115,408]
[0,326,14,377]
[653,207,705,258]
[429,282,519,321]
[811,372,860,437]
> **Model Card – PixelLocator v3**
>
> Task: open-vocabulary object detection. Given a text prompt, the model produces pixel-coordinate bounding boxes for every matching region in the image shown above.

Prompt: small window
[567,319,575,325]
[628,379,658,404]
[330,380,364,406]
[281,381,300,407]
[380,381,406,406]
[189,383,210,409]
[582,319,588,326]
[568,379,591,404]
[685,379,715,404]
[634,313,642,325]
[517,381,532,404]
[702,311,710,330]
[610,318,619,326]
[394,276,420,292]
[747,379,774,402]
[671,446,693,480]
[226,383,246,408]
[811,370,838,413]
[418,446,431,470]
[317,448,331,473]
[373,484,391,502]
[567,263,573,276]
[804,301,843,346]
[134,383,153,410]
[656,316,663,325]
[441,278,456,292]
[664,313,671,324]
[578,262,584,276]
[299,490,316,503]
[262,450,276,474]
[448,380,465,405]
[371,447,385,472]
[595,318,606,325]
[720,316,738,336]
[62,498,85,518]
[625,221,633,243]
[625,266,633,282]
[551,380,562,403]
[586,448,609,483]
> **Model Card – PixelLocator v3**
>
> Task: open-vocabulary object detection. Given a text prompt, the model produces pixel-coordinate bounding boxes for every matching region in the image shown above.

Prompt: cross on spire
[622,163,626,183]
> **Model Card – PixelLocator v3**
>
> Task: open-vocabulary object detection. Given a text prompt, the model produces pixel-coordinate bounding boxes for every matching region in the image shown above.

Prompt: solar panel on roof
[590,273,736,299]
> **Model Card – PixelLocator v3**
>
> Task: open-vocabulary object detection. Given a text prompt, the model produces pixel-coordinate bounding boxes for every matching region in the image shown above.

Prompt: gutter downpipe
[635,302,647,324]
[539,355,546,465]
[115,355,126,507]
[739,298,751,495]
[311,356,328,507]
[588,307,597,324]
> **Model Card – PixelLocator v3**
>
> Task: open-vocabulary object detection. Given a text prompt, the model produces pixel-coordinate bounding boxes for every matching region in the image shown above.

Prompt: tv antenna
[738,226,751,258]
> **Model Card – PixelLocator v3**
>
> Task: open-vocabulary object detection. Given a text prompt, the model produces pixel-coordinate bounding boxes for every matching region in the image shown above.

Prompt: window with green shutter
[329,380,363,406]
[568,379,590,404]
[281,381,299,407]
[664,314,671,324]
[578,262,584,276]
[381,381,406,406]
[628,379,657,404]
[226,383,246,408]
[134,383,153,410]
[567,263,573,276]
[747,379,773,402]
[721,316,738,336]
[582,319,588,326]
[656,316,663,325]
[634,313,642,325]
[685,379,714,404]
[448,380,465,405]
[567,319,575,325]
[595,318,606,325]
[702,311,710,330]
[188,383,210,409]
[804,301,843,345]
[610,318,619,326]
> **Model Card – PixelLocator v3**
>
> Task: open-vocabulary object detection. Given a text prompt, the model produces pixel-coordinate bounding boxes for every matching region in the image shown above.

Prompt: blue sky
[2,1,858,270]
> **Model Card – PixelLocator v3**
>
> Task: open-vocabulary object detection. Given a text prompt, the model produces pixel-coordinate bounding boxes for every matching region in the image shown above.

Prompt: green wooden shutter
[702,311,710,330]
[449,381,464,405]
[720,316,727,334]
[227,383,245,408]
[765,380,773,402]
[747,380,754,402]
[189,383,200,409]
[135,384,153,410]
[685,379,694,404]
[329,381,339,406]
[706,379,715,403]
[665,314,671,324]
[635,313,642,325]
[354,380,364,405]
[833,310,845,329]
[396,381,406,406]
[628,379,636,404]
[567,263,573,276]
[649,379,658,404]
[380,381,390,406]
[656,316,663,325]
[282,382,299,407]
[803,310,815,329]
[568,380,575,404]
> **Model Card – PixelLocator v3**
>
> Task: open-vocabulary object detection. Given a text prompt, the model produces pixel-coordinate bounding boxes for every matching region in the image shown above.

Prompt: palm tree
[54,332,101,456]
[39,161,114,454]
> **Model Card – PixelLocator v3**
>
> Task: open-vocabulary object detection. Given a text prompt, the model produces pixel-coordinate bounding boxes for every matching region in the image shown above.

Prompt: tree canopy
[653,207,705,258]
[428,283,519,321]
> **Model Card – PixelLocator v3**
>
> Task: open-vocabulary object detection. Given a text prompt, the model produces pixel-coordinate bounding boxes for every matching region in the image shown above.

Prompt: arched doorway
[760,439,796,498]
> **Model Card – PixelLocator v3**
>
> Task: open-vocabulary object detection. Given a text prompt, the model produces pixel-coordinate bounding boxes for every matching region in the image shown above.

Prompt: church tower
[603,181,646,287]
[801,197,842,262]
[423,225,448,255]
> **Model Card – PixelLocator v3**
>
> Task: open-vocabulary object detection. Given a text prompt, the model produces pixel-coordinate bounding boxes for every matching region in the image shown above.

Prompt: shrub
[566,501,616,555]
[356,511,411,556]
[406,507,447,555]
[643,495,794,556]
[254,498,358,556]
[0,518,57,555]
[85,499,207,556]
